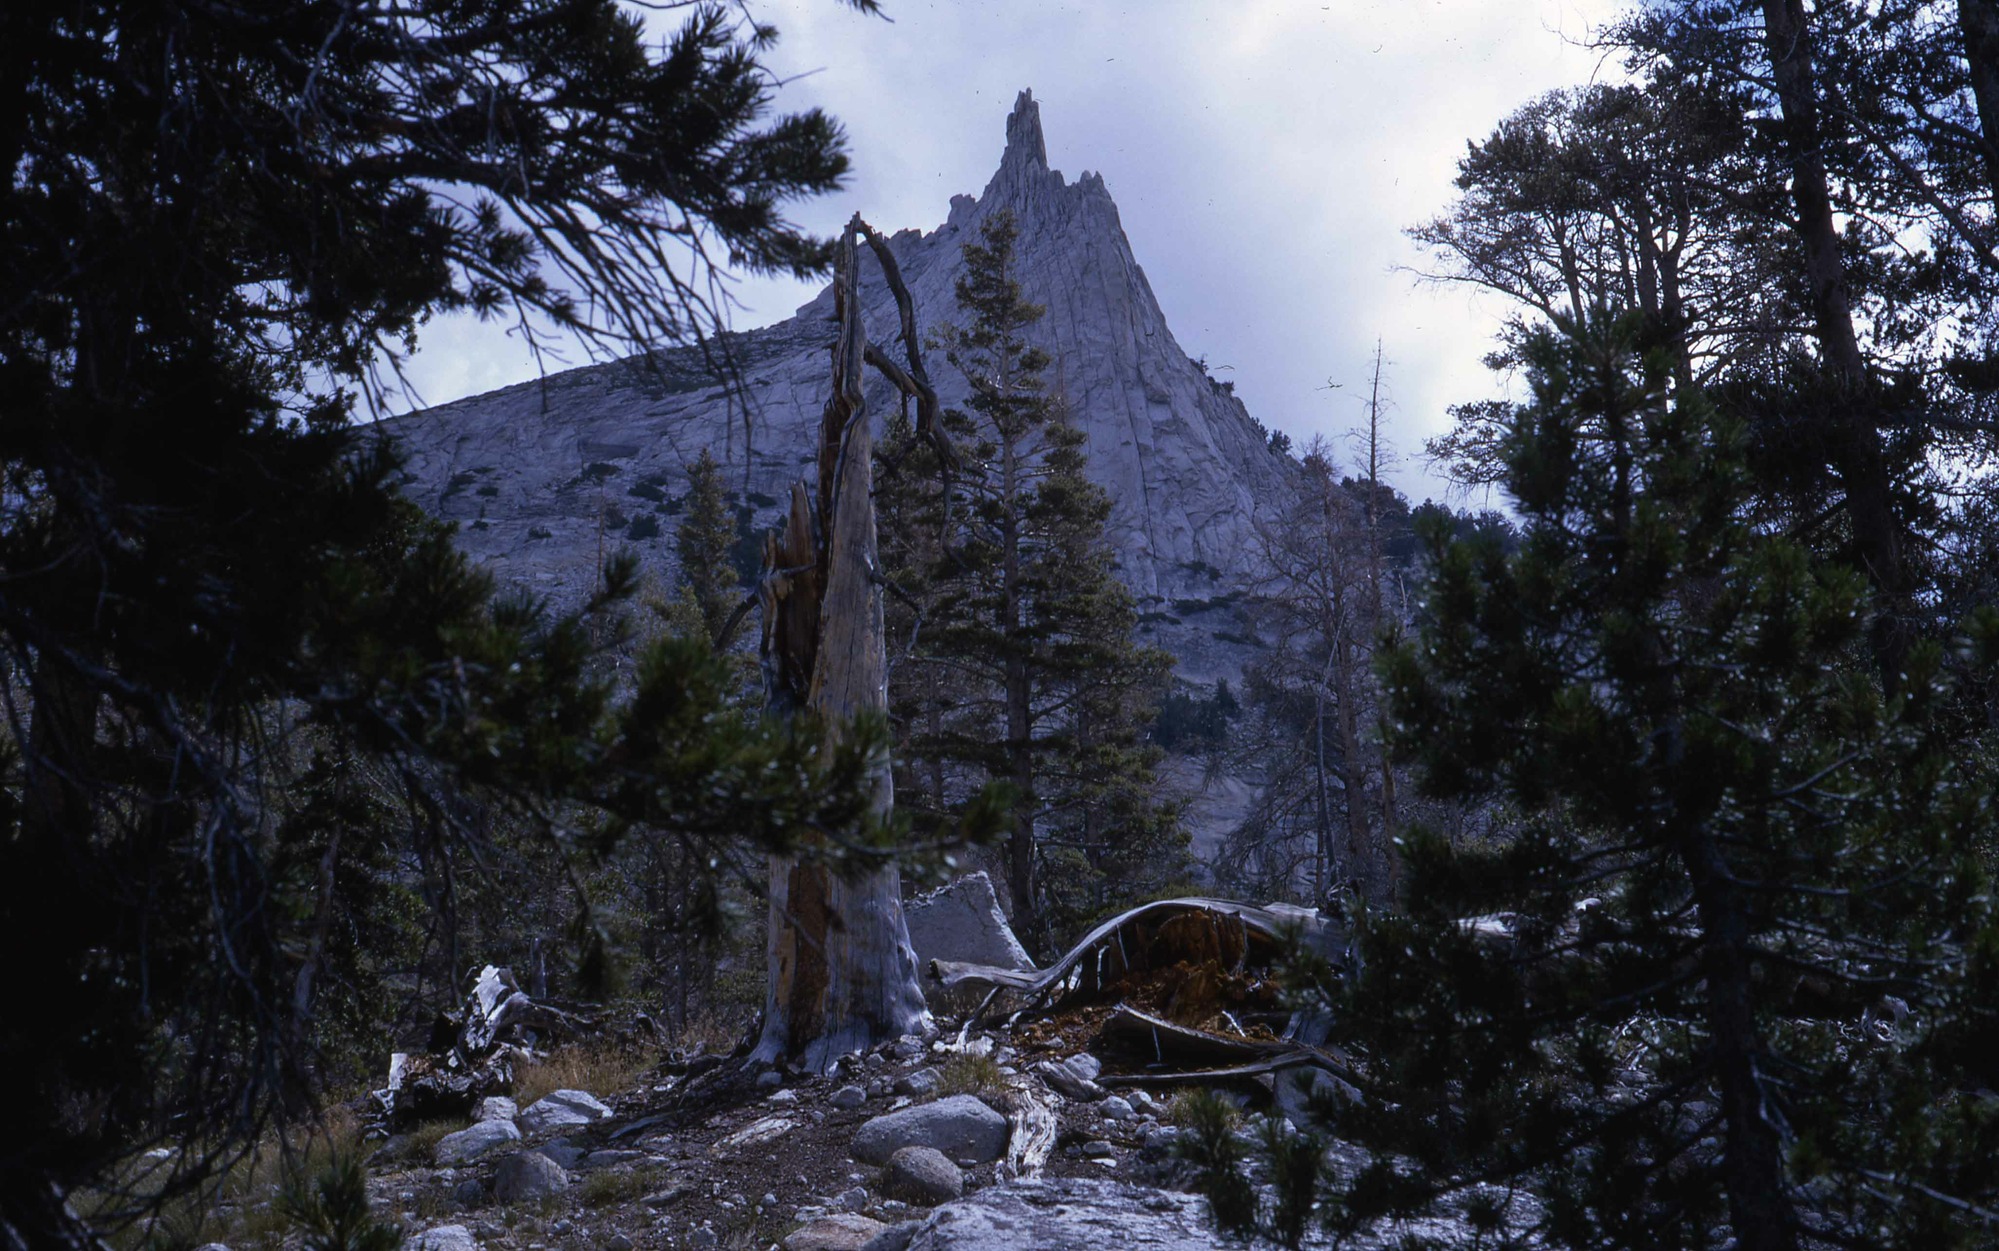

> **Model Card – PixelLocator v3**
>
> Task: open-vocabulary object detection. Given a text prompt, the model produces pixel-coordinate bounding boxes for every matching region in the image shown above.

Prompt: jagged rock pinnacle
[1004,89,1047,172]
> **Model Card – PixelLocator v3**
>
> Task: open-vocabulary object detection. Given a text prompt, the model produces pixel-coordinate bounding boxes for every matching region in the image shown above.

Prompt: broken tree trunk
[752,217,934,1073]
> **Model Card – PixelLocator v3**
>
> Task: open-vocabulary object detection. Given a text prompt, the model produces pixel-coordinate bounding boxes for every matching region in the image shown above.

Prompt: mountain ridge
[383,89,1298,684]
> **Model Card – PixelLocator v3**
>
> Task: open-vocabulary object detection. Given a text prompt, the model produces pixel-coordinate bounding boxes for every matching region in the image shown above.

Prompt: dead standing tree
[751,215,954,1071]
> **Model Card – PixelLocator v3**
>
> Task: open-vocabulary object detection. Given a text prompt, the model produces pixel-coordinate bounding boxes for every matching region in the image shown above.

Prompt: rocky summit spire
[1003,89,1047,173]
[983,88,1057,207]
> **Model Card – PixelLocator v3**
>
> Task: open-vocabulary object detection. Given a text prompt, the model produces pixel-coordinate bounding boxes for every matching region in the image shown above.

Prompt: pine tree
[676,449,740,647]
[0,2,879,1241]
[1239,315,1999,1250]
[883,210,1182,953]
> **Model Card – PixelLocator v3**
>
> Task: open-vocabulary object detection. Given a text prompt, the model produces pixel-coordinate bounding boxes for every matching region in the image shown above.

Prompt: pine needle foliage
[1235,315,1999,1250]
[280,1155,402,1251]
[878,210,1183,952]
[0,1,882,1243]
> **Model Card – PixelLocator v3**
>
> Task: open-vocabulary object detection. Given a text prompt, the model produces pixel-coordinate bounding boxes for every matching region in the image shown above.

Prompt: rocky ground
[358,1025,1223,1251]
[327,1018,1523,1251]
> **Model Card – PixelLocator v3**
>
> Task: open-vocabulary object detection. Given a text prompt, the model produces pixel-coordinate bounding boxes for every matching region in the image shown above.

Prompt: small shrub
[1172,1090,1255,1238]
[280,1154,403,1251]
[935,1053,1006,1100]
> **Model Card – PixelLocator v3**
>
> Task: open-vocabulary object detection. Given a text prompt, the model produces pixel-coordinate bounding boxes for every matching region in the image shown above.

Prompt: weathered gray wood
[753,218,931,1072]
[928,896,1335,1000]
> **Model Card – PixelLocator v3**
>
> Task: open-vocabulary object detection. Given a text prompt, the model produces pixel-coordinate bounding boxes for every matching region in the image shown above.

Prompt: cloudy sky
[399,0,1625,504]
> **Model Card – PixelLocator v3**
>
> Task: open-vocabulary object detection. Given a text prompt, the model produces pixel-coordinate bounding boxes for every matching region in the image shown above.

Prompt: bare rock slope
[381,90,1295,684]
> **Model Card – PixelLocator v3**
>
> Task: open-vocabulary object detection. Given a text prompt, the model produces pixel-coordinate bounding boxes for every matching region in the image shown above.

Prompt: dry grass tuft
[514,1039,658,1106]
[579,1164,665,1209]
[935,1052,1007,1100]
[1164,1086,1243,1130]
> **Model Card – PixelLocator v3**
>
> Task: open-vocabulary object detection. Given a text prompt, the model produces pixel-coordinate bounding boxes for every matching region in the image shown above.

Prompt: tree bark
[1682,827,1800,1251]
[753,219,929,1072]
[1959,0,1999,203]
[998,418,1040,948]
[1758,0,1910,686]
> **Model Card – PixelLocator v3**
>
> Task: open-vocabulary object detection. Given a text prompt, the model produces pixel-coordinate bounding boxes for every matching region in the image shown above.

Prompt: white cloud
[397,0,1625,504]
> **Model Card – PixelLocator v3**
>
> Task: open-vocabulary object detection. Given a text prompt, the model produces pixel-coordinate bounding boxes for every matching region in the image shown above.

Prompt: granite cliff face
[382,90,1295,683]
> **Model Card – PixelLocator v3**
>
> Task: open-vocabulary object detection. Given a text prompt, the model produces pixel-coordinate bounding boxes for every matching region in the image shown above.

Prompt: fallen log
[1098,1005,1291,1067]
[928,897,1343,1011]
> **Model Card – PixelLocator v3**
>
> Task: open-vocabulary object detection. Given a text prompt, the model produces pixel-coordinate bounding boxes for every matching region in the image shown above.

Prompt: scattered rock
[1080,1140,1116,1159]
[1098,1095,1135,1122]
[578,1148,644,1169]
[1128,1090,1159,1116]
[1034,1054,1106,1102]
[892,1036,927,1063]
[688,1229,718,1250]
[473,1096,517,1123]
[642,1180,694,1208]
[518,1089,612,1134]
[716,1115,798,1151]
[604,1236,634,1251]
[1141,1125,1182,1155]
[537,1139,584,1169]
[409,1226,481,1251]
[492,1150,568,1204]
[893,1068,941,1099]
[852,1096,1009,1166]
[1272,1065,1360,1130]
[837,1186,870,1210]
[860,1222,924,1251]
[769,1088,801,1106]
[831,1085,868,1110]
[901,1178,1213,1250]
[884,1147,963,1205]
[433,1118,521,1167]
[785,1214,889,1251]
[450,1177,486,1208]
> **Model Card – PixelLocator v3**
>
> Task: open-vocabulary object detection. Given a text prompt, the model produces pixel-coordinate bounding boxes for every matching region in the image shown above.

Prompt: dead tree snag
[751,216,951,1072]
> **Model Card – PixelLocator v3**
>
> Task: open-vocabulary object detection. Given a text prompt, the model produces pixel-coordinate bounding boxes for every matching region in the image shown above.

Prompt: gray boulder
[409,1227,481,1251]
[852,1095,1008,1167]
[883,1147,962,1205]
[893,1068,941,1099]
[1273,1065,1359,1130]
[518,1089,612,1134]
[433,1118,520,1167]
[904,873,1034,984]
[831,1085,868,1111]
[1034,1054,1106,1102]
[492,1151,568,1204]
[902,1179,1212,1250]
[861,1223,924,1251]
[785,1214,888,1251]
[473,1096,517,1123]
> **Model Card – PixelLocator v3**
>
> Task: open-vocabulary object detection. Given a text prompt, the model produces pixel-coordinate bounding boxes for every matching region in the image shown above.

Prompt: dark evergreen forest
[3,1,1996,1249]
